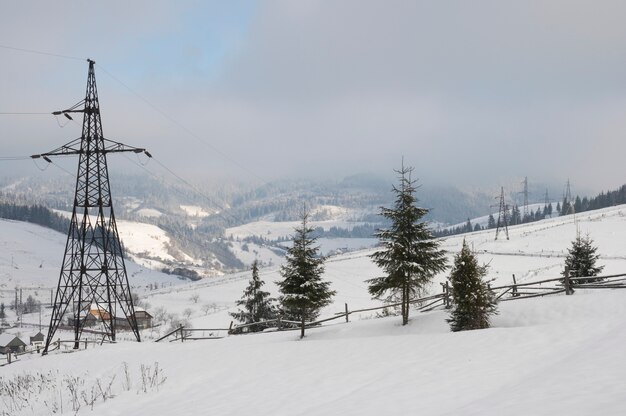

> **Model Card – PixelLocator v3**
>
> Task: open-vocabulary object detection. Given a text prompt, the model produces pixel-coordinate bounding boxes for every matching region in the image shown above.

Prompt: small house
[30,332,45,348]
[0,333,27,354]
[115,308,153,330]
[67,304,112,327]
[134,307,153,329]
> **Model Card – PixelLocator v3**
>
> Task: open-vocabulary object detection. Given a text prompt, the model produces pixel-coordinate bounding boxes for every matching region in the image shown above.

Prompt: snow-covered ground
[2,204,626,415]
[3,290,626,415]
[226,218,372,241]
[179,205,213,218]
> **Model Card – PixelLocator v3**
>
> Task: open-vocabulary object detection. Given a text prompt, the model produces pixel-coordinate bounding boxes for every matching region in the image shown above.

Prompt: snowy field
[1,204,626,414]
[3,290,626,415]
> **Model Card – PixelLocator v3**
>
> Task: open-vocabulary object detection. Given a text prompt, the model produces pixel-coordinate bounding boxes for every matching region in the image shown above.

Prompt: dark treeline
[563,184,626,216]
[0,201,69,234]
[434,183,626,239]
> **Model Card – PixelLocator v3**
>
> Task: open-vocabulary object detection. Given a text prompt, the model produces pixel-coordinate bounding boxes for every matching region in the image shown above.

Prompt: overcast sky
[1,1,626,193]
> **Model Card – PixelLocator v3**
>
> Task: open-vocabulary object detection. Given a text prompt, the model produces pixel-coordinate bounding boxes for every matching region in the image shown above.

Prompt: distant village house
[0,333,27,354]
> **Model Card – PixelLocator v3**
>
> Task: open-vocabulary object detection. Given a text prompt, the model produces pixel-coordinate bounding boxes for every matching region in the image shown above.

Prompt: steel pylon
[495,186,510,240]
[33,60,149,353]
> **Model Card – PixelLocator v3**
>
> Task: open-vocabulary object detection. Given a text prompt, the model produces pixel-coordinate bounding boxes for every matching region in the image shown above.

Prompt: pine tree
[447,240,497,332]
[511,205,521,225]
[368,163,447,326]
[277,210,335,338]
[465,218,472,233]
[487,214,496,229]
[230,260,277,333]
[0,302,5,319]
[562,233,605,284]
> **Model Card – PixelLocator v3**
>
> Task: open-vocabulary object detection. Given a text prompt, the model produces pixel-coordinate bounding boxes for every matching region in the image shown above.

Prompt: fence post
[179,325,184,342]
[7,351,11,364]
[444,281,451,308]
[564,267,573,295]
[277,313,282,331]
[345,303,349,323]
[512,274,519,297]
[300,315,306,339]
[228,321,233,335]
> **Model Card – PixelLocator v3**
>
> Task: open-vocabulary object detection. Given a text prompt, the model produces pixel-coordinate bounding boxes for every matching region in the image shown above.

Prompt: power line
[0,44,84,61]
[0,112,50,115]
[95,63,268,184]
[0,156,32,161]
[2,44,268,185]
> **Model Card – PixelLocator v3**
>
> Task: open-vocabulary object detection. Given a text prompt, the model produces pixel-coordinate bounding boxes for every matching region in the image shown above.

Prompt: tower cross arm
[31,138,150,159]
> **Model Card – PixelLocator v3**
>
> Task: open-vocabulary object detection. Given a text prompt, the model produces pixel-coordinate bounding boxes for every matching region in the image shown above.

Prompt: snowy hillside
[2,204,626,415]
[52,210,206,271]
[0,219,186,308]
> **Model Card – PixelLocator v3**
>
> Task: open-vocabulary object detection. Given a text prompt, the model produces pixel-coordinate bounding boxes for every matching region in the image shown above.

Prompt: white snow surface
[179,204,212,218]
[2,204,626,415]
[226,219,371,241]
[135,208,163,218]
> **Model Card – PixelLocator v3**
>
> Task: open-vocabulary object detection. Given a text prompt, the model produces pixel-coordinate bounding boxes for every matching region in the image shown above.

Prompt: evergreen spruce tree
[562,233,605,284]
[487,214,496,229]
[0,302,5,319]
[447,239,497,332]
[368,163,447,326]
[561,197,573,216]
[277,210,335,338]
[230,260,277,333]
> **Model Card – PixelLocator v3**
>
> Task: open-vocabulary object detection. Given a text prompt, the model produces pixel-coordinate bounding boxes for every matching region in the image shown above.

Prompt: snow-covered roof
[0,333,26,347]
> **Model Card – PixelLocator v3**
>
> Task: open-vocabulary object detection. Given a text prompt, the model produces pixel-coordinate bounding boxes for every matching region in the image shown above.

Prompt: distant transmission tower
[562,178,573,215]
[544,189,550,206]
[564,179,572,203]
[494,187,510,240]
[520,176,529,220]
[32,60,150,354]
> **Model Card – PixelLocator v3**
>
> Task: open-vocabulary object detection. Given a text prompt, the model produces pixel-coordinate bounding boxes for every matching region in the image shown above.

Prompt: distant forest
[434,184,626,238]
[0,201,69,233]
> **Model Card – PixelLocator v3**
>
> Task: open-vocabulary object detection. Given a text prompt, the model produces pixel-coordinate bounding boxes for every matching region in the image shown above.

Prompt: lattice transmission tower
[32,60,150,354]
[521,176,529,220]
[494,187,510,240]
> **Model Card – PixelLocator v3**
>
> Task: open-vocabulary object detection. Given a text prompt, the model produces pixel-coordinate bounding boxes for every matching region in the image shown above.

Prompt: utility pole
[33,60,151,354]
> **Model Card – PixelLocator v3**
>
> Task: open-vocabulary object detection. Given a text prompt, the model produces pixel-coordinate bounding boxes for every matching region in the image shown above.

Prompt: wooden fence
[155,283,452,342]
[491,270,626,302]
[154,270,626,344]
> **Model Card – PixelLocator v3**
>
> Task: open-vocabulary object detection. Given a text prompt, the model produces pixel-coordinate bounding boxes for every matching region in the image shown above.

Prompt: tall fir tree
[447,240,497,332]
[487,214,496,229]
[368,163,447,326]
[277,210,335,338]
[230,260,277,333]
[562,233,604,284]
